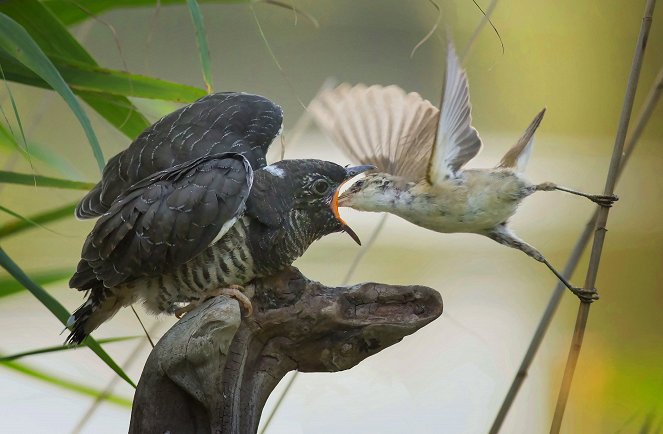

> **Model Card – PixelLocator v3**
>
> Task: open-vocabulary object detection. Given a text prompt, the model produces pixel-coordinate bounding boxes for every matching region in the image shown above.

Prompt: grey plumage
[67,92,372,344]
[76,92,283,219]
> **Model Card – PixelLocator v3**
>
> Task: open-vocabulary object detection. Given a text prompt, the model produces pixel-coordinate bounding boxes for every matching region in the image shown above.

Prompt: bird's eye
[311,179,330,195]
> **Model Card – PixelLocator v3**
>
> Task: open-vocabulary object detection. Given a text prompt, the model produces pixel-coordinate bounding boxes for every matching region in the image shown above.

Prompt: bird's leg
[535,182,618,207]
[485,225,599,303]
[174,285,253,319]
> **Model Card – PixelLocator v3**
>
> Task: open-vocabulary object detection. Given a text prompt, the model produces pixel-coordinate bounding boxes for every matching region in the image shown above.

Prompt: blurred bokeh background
[0,0,662,433]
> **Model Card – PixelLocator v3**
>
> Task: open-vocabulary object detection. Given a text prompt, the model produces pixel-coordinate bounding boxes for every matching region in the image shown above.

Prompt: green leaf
[79,91,151,140]
[187,0,214,93]
[0,204,67,238]
[0,268,71,298]
[0,336,139,361]
[0,49,206,101]
[43,0,248,26]
[0,13,105,172]
[0,0,150,140]
[0,359,132,407]
[0,170,94,190]
[0,202,77,239]
[0,247,136,388]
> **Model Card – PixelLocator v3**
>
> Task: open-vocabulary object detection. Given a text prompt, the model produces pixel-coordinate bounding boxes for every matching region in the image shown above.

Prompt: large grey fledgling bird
[310,44,617,302]
[67,92,372,344]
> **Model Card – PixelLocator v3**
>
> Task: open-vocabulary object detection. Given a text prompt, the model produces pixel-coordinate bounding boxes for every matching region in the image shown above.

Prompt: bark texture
[129,266,443,434]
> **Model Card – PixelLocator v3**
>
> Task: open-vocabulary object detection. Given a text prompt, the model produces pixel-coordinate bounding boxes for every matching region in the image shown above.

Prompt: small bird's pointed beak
[330,165,375,245]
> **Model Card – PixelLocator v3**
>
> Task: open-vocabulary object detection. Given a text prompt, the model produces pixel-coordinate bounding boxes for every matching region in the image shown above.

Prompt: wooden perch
[129,266,443,434]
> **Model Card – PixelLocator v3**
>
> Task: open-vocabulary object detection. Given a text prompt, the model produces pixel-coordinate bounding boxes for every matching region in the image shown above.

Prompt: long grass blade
[0,247,136,388]
[0,51,206,102]
[0,359,132,407]
[0,13,105,172]
[0,336,138,361]
[0,204,68,238]
[0,201,77,239]
[0,170,94,190]
[0,0,150,141]
[187,0,214,93]
[0,268,71,298]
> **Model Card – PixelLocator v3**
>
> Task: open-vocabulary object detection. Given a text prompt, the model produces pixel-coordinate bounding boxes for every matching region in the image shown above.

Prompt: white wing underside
[310,84,438,182]
[427,43,483,184]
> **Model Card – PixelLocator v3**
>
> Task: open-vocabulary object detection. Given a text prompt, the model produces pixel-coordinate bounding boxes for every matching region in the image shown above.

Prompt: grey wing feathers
[427,43,483,184]
[497,108,546,173]
[310,84,438,182]
[70,153,252,289]
[77,92,282,219]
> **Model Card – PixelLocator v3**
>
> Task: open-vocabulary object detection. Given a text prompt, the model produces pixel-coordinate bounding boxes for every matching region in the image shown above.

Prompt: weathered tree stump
[129,266,443,434]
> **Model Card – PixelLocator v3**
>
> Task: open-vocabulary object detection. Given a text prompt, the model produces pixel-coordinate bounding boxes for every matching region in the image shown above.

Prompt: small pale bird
[310,44,617,302]
[67,92,372,344]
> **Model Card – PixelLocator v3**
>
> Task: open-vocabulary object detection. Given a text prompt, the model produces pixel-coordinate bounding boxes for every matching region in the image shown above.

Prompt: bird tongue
[331,181,361,245]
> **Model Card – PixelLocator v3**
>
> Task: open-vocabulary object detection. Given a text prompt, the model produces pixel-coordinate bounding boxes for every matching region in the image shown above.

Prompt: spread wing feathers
[310,83,438,182]
[76,92,282,219]
[427,43,483,184]
[497,108,546,173]
[70,153,252,289]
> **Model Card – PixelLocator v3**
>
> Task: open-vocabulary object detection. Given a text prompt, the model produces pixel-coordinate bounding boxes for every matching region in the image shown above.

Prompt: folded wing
[70,154,253,289]
[77,92,282,219]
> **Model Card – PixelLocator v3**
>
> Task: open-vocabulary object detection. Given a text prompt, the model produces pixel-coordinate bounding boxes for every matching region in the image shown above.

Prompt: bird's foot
[570,287,599,303]
[215,285,253,316]
[589,194,618,207]
[174,285,253,319]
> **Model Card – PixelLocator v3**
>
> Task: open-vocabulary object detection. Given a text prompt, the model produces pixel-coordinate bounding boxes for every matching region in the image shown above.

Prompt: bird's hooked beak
[331,165,375,245]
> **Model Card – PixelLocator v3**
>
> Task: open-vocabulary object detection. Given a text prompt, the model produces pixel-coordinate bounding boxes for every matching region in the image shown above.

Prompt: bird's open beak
[331,165,375,245]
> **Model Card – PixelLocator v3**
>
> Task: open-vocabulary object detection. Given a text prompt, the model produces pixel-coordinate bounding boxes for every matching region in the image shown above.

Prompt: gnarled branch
[129,267,443,434]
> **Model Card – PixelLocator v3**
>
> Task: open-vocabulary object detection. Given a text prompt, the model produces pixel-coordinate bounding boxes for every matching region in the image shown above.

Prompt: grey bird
[67,92,373,344]
[310,44,617,302]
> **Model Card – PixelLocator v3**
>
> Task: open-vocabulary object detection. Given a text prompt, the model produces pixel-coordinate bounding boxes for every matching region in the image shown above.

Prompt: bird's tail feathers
[65,285,122,345]
[497,108,546,173]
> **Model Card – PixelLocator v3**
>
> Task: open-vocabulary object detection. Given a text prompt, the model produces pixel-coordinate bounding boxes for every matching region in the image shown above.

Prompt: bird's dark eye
[311,179,331,195]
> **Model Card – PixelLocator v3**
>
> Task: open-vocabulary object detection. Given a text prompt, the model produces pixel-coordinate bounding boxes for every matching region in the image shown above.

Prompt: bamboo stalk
[549,1,657,432]
[489,62,663,434]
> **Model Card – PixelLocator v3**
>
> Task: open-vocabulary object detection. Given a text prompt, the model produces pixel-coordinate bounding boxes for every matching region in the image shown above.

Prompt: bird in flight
[311,43,617,302]
[67,92,372,344]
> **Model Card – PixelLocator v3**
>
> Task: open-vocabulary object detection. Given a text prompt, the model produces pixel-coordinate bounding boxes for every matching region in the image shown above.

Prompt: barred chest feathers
[129,209,324,315]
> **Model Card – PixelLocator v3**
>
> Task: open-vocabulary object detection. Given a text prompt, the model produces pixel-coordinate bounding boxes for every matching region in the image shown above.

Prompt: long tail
[66,262,123,345]
[497,108,546,173]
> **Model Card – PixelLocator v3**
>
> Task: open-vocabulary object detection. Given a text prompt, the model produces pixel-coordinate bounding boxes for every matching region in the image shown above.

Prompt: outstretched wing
[77,92,282,219]
[70,154,252,289]
[426,43,483,185]
[310,84,438,182]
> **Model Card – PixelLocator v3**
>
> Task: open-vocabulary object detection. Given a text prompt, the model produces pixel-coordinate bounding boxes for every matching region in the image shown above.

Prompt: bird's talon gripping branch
[174,286,253,319]
[221,285,253,316]
[570,287,599,303]
[590,194,619,207]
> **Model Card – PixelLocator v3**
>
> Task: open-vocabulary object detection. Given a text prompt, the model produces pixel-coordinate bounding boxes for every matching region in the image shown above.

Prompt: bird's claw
[174,286,253,319]
[590,194,618,207]
[220,285,253,316]
[570,287,599,303]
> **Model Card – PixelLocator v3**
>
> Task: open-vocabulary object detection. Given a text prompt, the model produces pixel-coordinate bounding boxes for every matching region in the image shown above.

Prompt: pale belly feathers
[351,170,534,234]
